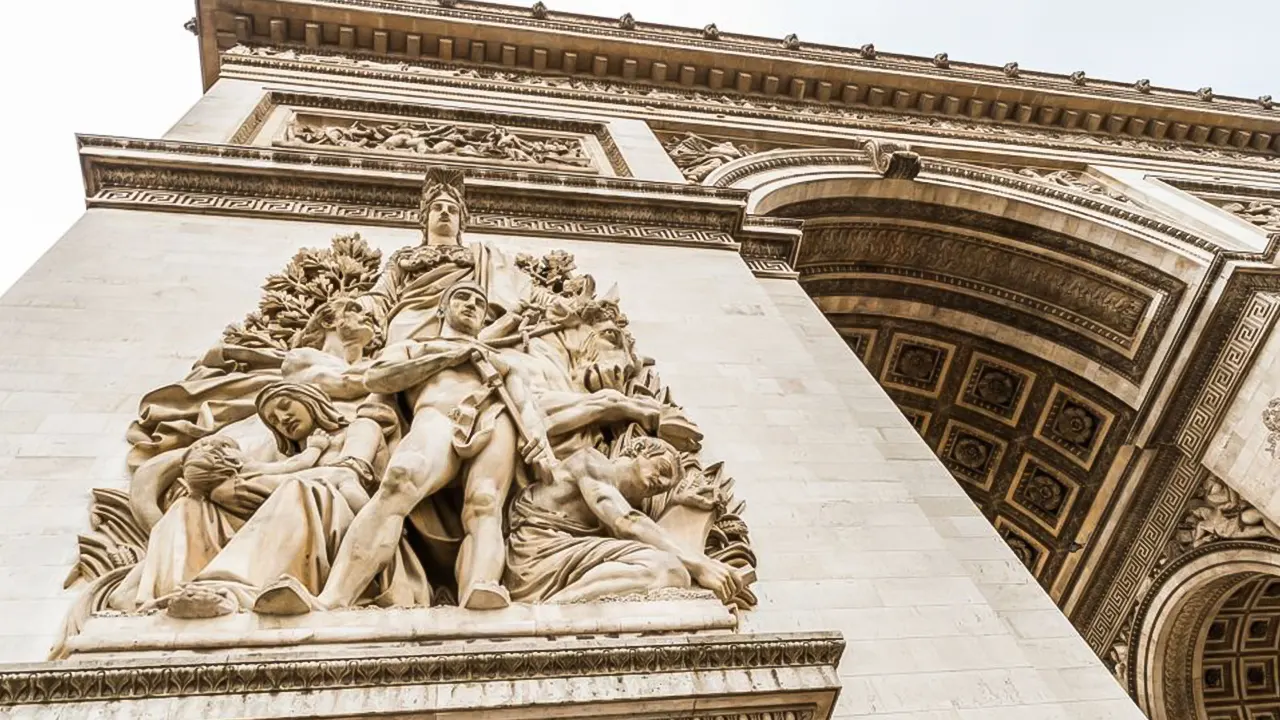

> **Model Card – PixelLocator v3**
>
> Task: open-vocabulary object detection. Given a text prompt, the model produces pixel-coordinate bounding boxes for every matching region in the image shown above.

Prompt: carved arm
[128,448,184,531]
[363,341,471,394]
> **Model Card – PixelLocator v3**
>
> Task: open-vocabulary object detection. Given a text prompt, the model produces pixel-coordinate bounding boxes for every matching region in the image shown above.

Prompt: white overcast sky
[0,0,1275,296]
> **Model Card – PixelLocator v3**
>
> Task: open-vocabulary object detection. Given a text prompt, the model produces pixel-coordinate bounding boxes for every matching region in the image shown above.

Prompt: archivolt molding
[718,150,1223,255]
[1128,542,1280,720]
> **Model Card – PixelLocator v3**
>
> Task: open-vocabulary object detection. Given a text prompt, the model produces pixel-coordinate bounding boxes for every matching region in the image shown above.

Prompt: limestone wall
[0,207,1142,718]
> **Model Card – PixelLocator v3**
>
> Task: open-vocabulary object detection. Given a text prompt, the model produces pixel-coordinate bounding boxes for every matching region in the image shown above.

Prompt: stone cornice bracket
[0,632,844,716]
[865,138,921,180]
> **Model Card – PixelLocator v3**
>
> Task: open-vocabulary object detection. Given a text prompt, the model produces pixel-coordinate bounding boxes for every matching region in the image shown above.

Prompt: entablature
[194,0,1280,167]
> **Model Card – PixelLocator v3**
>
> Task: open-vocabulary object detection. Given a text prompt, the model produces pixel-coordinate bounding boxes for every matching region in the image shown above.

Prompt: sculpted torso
[403,352,486,416]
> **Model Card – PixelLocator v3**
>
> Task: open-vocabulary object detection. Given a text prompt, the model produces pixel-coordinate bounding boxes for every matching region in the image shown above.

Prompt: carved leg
[547,548,690,604]
[457,415,517,610]
[317,412,460,610]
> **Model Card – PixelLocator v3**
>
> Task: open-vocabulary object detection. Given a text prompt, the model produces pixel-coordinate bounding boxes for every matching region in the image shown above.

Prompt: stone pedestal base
[63,597,737,656]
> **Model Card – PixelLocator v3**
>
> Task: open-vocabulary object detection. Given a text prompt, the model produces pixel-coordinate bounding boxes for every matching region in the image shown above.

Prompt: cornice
[218,46,1280,175]
[77,135,816,277]
[198,0,1276,116]
[196,0,1279,162]
[0,631,844,706]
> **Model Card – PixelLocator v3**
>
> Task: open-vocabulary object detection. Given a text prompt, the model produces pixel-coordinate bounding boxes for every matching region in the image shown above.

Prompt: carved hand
[620,393,665,431]
[521,437,557,484]
[210,479,272,518]
[305,431,332,453]
[669,479,720,511]
[689,557,742,603]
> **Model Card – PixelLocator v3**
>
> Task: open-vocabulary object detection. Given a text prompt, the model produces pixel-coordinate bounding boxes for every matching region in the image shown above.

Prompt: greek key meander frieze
[89,188,739,250]
[1083,292,1280,653]
[223,46,1280,172]
[59,166,763,660]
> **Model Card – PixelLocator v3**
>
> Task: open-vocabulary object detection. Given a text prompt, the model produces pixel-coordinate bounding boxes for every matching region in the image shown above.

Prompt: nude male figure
[504,437,743,604]
[261,281,554,612]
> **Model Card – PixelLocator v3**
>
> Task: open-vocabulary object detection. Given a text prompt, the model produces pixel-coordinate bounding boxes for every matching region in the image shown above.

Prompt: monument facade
[1,1,1279,718]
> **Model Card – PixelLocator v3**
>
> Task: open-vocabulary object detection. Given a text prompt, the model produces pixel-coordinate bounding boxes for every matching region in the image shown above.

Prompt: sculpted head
[439,281,488,337]
[620,437,682,498]
[420,166,467,245]
[294,297,377,354]
[574,289,639,393]
[256,382,348,455]
[181,436,244,497]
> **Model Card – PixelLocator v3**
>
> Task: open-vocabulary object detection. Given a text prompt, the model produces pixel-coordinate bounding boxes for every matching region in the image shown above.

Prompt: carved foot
[460,581,510,610]
[253,575,322,616]
[166,585,238,619]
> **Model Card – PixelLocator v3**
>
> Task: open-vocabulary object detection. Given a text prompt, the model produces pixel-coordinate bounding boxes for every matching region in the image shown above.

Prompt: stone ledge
[64,597,736,656]
[0,630,844,712]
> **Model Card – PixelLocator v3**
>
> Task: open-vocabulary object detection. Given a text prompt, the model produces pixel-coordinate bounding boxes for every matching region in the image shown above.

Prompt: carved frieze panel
[991,166,1133,205]
[281,111,598,172]
[235,90,632,177]
[1219,199,1280,233]
[660,132,765,183]
[1158,179,1280,238]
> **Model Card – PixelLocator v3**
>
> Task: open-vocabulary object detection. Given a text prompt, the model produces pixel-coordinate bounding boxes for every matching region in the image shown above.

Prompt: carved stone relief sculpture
[662,132,756,182]
[997,167,1131,204]
[1175,476,1280,550]
[1217,199,1280,233]
[284,115,594,170]
[55,166,757,657]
